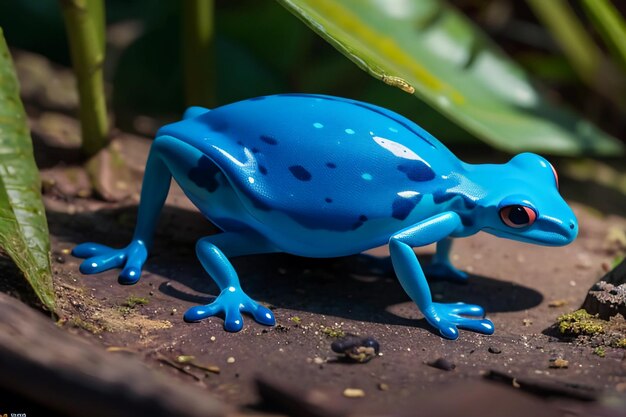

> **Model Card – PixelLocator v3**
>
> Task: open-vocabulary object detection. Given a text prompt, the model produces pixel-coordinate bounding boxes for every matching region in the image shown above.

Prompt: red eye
[550,163,559,188]
[500,205,537,228]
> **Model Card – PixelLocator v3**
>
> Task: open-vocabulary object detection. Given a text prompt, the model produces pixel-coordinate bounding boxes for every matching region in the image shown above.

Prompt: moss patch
[122,295,149,308]
[557,309,605,335]
[321,325,345,338]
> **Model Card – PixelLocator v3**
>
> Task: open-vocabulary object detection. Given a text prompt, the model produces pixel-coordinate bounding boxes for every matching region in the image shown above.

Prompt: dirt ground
[3,50,625,416]
[23,130,623,416]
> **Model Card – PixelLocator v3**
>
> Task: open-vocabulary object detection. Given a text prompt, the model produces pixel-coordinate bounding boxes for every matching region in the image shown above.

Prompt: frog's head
[479,153,577,246]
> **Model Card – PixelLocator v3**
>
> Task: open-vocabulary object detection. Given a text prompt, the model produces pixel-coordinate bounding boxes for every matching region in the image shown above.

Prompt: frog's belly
[181,177,395,257]
[160,138,412,257]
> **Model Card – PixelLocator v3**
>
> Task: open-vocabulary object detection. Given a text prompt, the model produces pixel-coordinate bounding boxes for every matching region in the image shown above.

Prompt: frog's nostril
[569,222,575,230]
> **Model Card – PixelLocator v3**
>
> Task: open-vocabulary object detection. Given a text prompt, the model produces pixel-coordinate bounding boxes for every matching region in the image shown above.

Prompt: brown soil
[6,49,626,415]
[28,137,625,415]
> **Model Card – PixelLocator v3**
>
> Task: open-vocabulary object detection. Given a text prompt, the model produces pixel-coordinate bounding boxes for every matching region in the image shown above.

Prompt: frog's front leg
[73,144,172,284]
[184,231,277,332]
[389,212,494,339]
[423,238,469,282]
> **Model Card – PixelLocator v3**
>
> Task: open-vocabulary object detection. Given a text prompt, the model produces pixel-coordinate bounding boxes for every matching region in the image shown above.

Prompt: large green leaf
[0,28,55,311]
[276,0,623,156]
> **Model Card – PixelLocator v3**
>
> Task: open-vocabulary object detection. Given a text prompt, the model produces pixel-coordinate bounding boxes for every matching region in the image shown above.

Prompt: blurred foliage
[526,0,625,108]
[278,0,622,155]
[580,0,626,73]
[182,0,216,108]
[0,29,55,311]
[0,0,624,155]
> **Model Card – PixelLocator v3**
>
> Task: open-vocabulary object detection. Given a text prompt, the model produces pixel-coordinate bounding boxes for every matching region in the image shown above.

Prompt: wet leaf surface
[0,30,54,311]
[277,0,623,156]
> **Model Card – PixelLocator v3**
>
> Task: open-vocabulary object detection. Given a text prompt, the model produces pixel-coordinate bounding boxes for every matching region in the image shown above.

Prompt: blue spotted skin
[73,94,578,340]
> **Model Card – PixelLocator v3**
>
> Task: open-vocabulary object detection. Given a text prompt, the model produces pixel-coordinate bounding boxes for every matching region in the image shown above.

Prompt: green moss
[593,346,606,357]
[289,316,302,325]
[123,295,149,308]
[613,338,626,348]
[117,306,132,316]
[69,317,101,334]
[321,325,345,338]
[557,309,605,335]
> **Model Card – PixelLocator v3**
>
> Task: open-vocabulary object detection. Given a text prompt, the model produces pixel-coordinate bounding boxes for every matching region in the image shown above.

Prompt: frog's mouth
[482,226,575,247]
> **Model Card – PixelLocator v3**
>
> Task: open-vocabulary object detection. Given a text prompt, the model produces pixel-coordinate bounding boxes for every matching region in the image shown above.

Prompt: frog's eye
[550,163,559,189]
[499,205,537,228]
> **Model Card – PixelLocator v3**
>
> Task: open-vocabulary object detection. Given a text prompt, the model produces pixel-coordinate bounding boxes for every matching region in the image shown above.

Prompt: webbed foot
[183,286,275,332]
[424,262,469,283]
[423,302,494,340]
[72,240,148,285]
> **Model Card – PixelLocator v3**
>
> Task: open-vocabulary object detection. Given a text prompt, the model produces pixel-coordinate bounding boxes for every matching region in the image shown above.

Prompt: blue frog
[73,94,578,340]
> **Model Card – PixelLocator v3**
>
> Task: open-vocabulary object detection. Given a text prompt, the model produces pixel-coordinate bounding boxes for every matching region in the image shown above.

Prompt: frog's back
[158,94,461,242]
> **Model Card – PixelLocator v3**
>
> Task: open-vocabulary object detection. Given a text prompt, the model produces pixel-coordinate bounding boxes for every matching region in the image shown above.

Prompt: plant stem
[526,0,601,84]
[580,0,626,73]
[182,0,216,108]
[526,0,626,108]
[59,0,109,157]
[86,0,106,55]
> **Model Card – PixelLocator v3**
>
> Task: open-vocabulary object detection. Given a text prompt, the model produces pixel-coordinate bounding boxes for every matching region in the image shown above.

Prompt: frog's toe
[183,303,221,322]
[426,302,494,339]
[79,252,125,274]
[436,321,460,340]
[119,266,142,285]
[442,302,484,317]
[223,305,245,332]
[456,317,494,335]
[72,242,114,258]
[424,263,468,283]
[243,303,275,326]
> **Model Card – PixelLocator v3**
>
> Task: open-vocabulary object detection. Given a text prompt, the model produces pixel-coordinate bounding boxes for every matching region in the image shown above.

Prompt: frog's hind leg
[423,237,469,283]
[73,137,172,284]
[184,231,278,332]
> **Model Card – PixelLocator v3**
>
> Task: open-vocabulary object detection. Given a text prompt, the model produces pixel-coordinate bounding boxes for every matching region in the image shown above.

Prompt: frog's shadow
[157,252,543,330]
[51,205,543,330]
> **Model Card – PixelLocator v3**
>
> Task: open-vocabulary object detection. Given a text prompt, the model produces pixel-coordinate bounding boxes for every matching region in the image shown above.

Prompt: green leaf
[580,0,626,73]
[276,0,623,156]
[0,28,55,311]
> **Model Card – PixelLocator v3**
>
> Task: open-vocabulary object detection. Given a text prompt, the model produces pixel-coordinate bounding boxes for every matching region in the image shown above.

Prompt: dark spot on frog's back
[397,161,435,182]
[392,194,423,220]
[351,214,368,230]
[260,135,278,145]
[188,156,221,192]
[288,165,312,181]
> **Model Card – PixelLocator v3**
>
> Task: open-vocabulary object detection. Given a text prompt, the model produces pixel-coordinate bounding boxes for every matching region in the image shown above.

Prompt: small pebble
[343,388,365,398]
[331,336,380,363]
[549,358,569,368]
[427,358,455,371]
[548,299,567,308]
[56,256,65,264]
[226,356,235,364]
[488,346,502,354]
[210,336,216,342]
[377,383,389,391]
